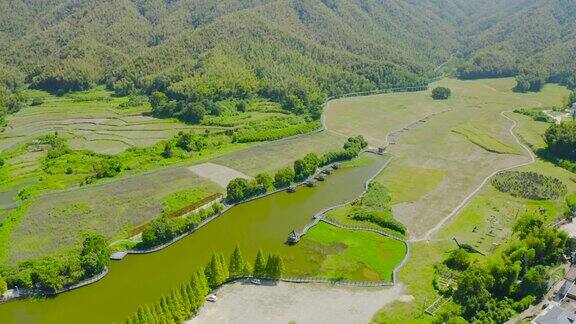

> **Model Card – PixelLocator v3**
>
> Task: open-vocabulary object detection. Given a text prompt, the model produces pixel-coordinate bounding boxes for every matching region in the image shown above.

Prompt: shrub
[0,276,7,294]
[349,206,406,234]
[226,178,252,203]
[545,122,576,161]
[274,167,295,188]
[142,216,178,246]
[513,108,554,123]
[445,249,471,270]
[30,98,44,106]
[80,233,110,277]
[357,183,391,209]
[432,87,451,100]
[93,158,123,179]
[491,171,566,200]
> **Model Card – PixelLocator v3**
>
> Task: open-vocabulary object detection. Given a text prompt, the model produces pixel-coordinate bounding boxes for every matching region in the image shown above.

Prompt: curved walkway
[414,110,536,242]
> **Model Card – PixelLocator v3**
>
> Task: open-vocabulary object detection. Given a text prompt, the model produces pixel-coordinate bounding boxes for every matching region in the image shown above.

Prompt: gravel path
[187,281,404,324]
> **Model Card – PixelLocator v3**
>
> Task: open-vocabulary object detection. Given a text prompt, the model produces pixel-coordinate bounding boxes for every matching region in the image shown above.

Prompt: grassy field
[451,122,520,154]
[372,241,455,323]
[326,78,570,237]
[301,222,407,282]
[371,80,575,323]
[211,131,344,175]
[1,87,187,154]
[376,163,445,204]
[2,167,220,263]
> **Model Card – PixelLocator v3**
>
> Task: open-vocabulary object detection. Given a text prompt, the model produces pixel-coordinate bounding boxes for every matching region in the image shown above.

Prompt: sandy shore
[187,280,404,324]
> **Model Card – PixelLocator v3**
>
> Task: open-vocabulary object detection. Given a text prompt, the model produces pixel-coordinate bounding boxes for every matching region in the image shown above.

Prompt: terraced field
[1,88,185,154]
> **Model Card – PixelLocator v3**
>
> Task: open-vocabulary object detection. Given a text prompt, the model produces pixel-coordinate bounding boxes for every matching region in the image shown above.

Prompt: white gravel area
[561,219,576,237]
[188,162,252,188]
[187,281,404,324]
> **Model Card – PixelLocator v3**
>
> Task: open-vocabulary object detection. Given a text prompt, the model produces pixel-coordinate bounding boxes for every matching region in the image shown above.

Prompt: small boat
[305,180,316,187]
[251,278,261,285]
[321,168,332,175]
[206,294,218,302]
[315,174,326,181]
[287,185,297,193]
[331,163,340,170]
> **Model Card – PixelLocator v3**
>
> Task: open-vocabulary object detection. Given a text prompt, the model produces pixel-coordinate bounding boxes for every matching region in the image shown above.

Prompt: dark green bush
[432,87,451,100]
[491,171,566,200]
[349,207,406,234]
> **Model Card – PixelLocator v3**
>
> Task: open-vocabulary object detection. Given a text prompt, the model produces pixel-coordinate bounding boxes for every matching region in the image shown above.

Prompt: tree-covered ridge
[2,0,574,119]
[457,0,576,88]
[0,0,460,114]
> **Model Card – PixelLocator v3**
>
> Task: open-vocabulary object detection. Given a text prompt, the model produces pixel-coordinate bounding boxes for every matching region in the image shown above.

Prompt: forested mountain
[457,0,576,88]
[0,0,575,122]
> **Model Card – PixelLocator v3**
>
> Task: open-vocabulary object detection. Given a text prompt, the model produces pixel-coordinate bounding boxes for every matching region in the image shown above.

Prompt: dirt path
[188,281,404,324]
[414,111,536,242]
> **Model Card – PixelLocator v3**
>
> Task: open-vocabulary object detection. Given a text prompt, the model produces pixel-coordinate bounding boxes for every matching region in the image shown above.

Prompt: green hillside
[2,0,574,123]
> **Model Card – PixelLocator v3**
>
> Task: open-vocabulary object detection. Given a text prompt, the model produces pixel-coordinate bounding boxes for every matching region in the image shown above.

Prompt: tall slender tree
[217,253,229,281]
[253,249,266,278]
[196,269,209,296]
[229,245,246,278]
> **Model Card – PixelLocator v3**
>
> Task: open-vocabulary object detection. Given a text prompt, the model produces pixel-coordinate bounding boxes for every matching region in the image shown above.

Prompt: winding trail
[413,111,536,242]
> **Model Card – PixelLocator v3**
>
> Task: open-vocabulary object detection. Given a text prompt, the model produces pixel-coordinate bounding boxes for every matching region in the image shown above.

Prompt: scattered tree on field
[432,87,451,100]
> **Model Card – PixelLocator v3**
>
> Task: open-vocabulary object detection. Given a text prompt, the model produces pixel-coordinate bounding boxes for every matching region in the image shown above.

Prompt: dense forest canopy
[0,0,575,121]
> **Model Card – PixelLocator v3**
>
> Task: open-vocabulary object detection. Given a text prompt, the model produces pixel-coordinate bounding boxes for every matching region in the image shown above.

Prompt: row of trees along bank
[225,136,368,203]
[0,233,110,294]
[124,246,283,323]
[140,203,223,248]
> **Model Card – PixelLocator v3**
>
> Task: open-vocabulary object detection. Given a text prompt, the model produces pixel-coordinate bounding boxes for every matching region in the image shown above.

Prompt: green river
[0,154,400,323]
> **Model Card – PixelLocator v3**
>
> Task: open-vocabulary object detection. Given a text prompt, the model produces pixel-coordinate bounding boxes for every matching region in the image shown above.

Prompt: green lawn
[301,222,407,281]
[371,241,454,323]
